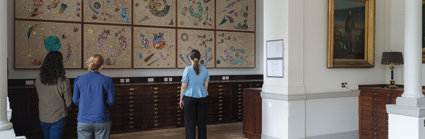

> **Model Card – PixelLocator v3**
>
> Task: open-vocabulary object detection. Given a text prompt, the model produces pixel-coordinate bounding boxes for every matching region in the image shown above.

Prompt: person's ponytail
[193,58,200,75]
[190,49,201,75]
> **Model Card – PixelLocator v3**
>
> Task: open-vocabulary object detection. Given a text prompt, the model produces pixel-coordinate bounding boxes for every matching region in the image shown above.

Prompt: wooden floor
[110,122,246,139]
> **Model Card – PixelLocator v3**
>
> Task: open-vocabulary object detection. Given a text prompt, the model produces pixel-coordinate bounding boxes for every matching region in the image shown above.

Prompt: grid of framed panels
[15,0,256,69]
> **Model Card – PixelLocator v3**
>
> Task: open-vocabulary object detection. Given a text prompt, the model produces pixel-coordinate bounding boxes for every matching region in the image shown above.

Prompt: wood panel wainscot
[8,75,262,139]
[243,88,262,139]
[359,85,425,139]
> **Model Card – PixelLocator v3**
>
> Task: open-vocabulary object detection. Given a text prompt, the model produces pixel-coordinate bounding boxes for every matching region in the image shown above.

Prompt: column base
[0,129,16,139]
[396,97,425,108]
[0,121,13,131]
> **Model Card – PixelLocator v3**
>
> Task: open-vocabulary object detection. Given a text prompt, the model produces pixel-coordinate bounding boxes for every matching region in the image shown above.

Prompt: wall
[7,1,264,79]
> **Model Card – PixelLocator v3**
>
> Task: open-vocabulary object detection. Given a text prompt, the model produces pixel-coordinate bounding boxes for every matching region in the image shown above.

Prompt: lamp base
[388,80,398,89]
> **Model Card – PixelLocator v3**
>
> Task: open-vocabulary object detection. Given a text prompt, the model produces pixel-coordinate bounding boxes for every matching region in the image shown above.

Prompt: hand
[179,100,184,110]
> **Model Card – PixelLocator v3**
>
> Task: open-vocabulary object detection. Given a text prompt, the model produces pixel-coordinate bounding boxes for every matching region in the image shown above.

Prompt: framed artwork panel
[133,0,176,27]
[327,0,375,68]
[177,0,214,29]
[15,20,82,69]
[216,31,255,68]
[84,24,132,69]
[177,29,214,68]
[15,0,82,22]
[216,0,255,32]
[84,0,132,24]
[133,27,176,68]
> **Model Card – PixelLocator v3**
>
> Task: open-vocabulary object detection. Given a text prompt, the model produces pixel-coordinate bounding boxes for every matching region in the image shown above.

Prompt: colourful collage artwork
[15,0,256,69]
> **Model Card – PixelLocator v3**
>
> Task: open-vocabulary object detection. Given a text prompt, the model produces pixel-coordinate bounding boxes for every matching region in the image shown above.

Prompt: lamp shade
[381,52,404,65]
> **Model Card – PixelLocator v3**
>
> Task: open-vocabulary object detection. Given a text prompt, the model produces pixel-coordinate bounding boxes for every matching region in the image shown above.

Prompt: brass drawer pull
[154,120,159,123]
[129,96,134,99]
[154,99,159,103]
[219,103,223,106]
[219,111,223,113]
[219,92,223,95]
[129,121,134,124]
[238,91,242,94]
[129,88,135,91]
[219,89,223,92]
[238,113,242,115]
[129,104,134,108]
[155,124,159,127]
[238,109,242,112]
[177,86,181,89]
[154,108,159,111]
[219,114,223,117]
[177,118,182,121]
[219,118,223,121]
[129,117,134,120]
[129,108,134,112]
[154,95,159,98]
[155,116,159,119]
[154,111,158,115]
[129,92,134,95]
[373,92,377,95]
[219,100,223,102]
[219,107,223,110]
[219,85,223,88]
[154,87,159,90]
[130,113,134,116]
[129,100,134,103]
[154,103,158,106]
[238,95,242,98]
[129,125,134,128]
[238,84,243,87]
[177,122,182,124]
[154,91,159,94]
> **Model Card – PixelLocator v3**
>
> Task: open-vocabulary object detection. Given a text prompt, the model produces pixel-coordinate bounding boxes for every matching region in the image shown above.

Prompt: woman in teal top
[179,49,210,139]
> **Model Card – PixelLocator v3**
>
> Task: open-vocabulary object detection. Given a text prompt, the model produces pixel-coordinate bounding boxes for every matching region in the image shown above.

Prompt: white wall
[7,1,264,79]
[303,0,387,94]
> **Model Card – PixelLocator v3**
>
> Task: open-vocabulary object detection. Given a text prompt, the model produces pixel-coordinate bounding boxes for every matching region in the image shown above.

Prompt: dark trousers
[183,96,208,139]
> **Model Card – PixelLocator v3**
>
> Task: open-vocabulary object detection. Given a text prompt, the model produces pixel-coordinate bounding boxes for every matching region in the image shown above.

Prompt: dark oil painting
[333,0,366,59]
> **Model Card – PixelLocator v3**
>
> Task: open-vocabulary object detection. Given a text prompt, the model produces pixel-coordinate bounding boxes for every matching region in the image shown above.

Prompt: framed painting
[15,20,82,69]
[133,27,176,68]
[83,24,132,69]
[215,31,255,68]
[133,0,176,27]
[84,0,132,24]
[15,0,82,22]
[177,0,214,29]
[216,0,256,32]
[327,0,375,68]
[177,29,214,68]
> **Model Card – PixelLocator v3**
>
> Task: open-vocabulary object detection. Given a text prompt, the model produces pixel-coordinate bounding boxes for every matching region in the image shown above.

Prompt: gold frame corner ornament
[327,0,375,68]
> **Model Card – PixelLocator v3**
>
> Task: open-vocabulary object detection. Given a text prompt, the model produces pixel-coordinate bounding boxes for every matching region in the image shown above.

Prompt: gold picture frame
[327,0,375,68]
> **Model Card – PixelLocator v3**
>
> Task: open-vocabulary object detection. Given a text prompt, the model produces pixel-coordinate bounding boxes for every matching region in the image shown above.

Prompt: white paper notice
[267,40,284,58]
[267,59,283,78]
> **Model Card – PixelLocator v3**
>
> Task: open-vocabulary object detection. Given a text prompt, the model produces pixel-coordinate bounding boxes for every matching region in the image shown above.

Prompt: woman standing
[73,54,115,139]
[179,49,210,139]
[35,51,72,139]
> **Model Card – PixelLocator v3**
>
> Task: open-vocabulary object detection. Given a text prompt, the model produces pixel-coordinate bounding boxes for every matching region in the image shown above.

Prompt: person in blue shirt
[179,49,210,139]
[73,54,115,139]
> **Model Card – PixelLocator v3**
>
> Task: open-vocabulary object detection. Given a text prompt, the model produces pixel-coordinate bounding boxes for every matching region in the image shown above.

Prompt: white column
[0,0,13,132]
[387,0,425,138]
[402,0,424,98]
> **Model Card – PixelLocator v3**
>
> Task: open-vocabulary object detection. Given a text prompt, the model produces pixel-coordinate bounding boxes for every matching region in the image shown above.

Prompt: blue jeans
[40,117,67,139]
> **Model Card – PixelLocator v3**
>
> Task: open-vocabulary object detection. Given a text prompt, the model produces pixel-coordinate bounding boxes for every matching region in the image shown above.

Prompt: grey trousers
[77,122,111,139]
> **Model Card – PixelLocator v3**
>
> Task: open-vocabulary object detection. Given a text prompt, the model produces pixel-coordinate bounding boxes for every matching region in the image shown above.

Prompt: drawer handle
[177,114,181,116]
[154,111,158,114]
[154,103,158,106]
[219,92,223,95]
[129,117,134,120]
[129,88,135,91]
[129,125,134,128]
[154,95,159,98]
[219,111,223,113]
[154,108,159,111]
[129,104,134,108]
[154,91,159,94]
[129,121,134,124]
[219,118,223,121]
[219,103,223,106]
[373,92,377,95]
[130,113,134,116]
[154,120,159,123]
[177,118,182,120]
[219,114,223,117]
[238,113,242,115]
[177,86,181,89]
[129,108,134,112]
[129,96,134,99]
[177,122,182,124]
[219,85,223,88]
[238,109,242,112]
[219,100,223,102]
[178,110,181,113]
[154,87,159,90]
[129,100,134,103]
[238,91,242,94]
[219,107,223,110]
[155,116,159,119]
[129,92,134,95]
[219,89,223,92]
[155,124,159,127]
[238,95,242,98]
[154,99,159,103]
[177,90,180,93]
[238,84,243,87]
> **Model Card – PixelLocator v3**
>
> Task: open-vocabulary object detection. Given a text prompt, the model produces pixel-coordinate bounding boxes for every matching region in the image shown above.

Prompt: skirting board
[261,90,360,101]
[261,131,359,139]
[306,130,359,139]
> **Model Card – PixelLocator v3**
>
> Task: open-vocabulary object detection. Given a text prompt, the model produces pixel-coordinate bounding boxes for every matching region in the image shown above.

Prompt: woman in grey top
[35,51,72,139]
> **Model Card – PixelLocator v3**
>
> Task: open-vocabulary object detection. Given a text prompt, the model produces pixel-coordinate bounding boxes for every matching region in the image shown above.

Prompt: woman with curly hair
[35,51,72,139]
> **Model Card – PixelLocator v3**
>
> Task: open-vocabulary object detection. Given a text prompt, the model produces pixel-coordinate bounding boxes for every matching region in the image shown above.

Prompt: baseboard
[261,134,282,139]
[306,130,359,139]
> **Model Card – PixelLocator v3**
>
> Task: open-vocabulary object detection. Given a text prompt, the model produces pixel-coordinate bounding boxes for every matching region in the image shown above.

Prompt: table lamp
[381,52,404,89]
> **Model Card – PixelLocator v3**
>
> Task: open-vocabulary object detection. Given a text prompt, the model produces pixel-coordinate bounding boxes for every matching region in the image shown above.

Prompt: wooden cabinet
[359,86,408,139]
[8,75,262,139]
[243,88,262,139]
